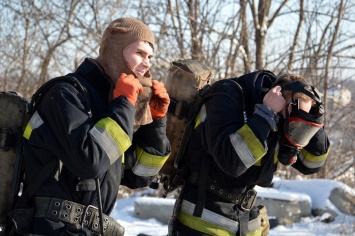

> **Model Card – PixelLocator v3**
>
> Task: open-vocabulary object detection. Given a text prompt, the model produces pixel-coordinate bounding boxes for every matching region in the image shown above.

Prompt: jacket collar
[73,58,113,102]
[233,70,276,116]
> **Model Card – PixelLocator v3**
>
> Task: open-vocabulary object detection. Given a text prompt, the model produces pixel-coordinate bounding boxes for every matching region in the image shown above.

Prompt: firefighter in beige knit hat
[97,17,169,128]
[7,18,171,236]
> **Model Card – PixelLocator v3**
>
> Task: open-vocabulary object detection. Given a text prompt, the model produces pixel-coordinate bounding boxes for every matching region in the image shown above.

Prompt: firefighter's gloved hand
[149,80,170,119]
[278,142,299,166]
[113,73,143,105]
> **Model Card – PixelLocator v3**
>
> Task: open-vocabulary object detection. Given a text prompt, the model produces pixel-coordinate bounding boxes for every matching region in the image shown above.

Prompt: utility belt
[189,173,257,211]
[33,197,124,236]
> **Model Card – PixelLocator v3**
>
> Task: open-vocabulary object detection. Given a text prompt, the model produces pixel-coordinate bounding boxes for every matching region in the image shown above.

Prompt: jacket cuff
[254,104,279,131]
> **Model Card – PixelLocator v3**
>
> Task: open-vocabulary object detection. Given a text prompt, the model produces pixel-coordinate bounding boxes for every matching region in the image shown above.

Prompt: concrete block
[255,186,312,225]
[134,197,175,224]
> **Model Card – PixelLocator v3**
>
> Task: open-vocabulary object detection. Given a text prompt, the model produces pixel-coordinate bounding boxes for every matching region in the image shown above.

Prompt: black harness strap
[14,158,58,208]
[95,179,105,236]
[29,76,92,118]
[238,209,250,236]
[193,156,210,217]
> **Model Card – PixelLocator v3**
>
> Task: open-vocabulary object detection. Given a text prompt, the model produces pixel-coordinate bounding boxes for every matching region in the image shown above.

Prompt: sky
[111,178,355,236]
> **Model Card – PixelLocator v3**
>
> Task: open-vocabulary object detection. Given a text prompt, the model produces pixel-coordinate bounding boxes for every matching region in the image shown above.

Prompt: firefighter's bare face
[123,41,154,77]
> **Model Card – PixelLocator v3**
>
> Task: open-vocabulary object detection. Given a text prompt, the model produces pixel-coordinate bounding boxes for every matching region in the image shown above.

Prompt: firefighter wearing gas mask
[275,76,326,167]
[169,71,330,236]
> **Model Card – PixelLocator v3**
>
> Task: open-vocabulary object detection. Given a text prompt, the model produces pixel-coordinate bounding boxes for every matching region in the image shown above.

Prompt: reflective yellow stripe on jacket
[300,147,329,169]
[89,117,131,164]
[23,111,43,140]
[132,146,169,177]
[229,124,266,168]
[193,105,266,168]
[177,200,262,236]
[255,143,279,166]
[24,113,130,165]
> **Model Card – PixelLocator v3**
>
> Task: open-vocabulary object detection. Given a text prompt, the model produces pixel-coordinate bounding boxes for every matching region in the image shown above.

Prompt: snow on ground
[111,178,355,236]
[111,197,169,236]
[111,196,355,236]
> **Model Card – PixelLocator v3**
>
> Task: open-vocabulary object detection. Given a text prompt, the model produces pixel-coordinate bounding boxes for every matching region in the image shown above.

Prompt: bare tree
[240,0,252,74]
[0,0,119,97]
[287,0,304,71]
[248,0,289,70]
[321,0,345,178]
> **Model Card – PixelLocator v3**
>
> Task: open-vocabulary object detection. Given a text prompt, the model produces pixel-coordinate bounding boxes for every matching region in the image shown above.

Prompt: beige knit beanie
[97,18,155,127]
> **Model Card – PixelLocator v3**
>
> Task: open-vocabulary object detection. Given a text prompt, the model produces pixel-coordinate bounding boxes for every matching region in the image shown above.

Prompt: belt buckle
[240,189,257,211]
[81,205,98,228]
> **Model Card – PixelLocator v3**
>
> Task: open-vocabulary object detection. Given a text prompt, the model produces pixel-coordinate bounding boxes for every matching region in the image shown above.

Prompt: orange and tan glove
[113,73,143,106]
[149,80,170,119]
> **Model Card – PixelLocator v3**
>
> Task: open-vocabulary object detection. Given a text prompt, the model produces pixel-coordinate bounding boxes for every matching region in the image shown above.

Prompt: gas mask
[278,81,324,165]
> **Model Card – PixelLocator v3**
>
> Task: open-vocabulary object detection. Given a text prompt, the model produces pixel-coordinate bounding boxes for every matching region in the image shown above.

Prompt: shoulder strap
[14,158,57,208]
[29,76,92,119]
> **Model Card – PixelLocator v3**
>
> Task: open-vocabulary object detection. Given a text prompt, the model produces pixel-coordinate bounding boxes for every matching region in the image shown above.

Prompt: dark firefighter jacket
[21,58,170,232]
[175,73,330,235]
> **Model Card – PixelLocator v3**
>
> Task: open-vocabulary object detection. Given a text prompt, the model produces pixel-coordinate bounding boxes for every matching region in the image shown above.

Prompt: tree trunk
[321,0,344,178]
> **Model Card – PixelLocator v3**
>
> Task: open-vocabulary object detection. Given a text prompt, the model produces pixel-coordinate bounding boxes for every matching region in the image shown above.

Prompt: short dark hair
[273,74,306,88]
[274,74,312,101]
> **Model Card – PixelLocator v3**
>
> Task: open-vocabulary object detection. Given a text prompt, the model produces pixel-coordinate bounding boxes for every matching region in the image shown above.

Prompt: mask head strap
[282,81,323,106]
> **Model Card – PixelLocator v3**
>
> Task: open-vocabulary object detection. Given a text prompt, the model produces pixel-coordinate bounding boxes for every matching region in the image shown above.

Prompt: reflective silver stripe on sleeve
[298,151,326,169]
[23,111,44,140]
[132,146,169,177]
[180,200,239,232]
[229,132,256,168]
[199,104,207,123]
[89,126,121,165]
[29,111,44,129]
[194,104,207,129]
[132,163,161,177]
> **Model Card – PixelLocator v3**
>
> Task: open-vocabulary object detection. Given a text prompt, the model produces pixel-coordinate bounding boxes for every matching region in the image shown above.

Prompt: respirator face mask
[277,81,324,165]
[284,103,324,149]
